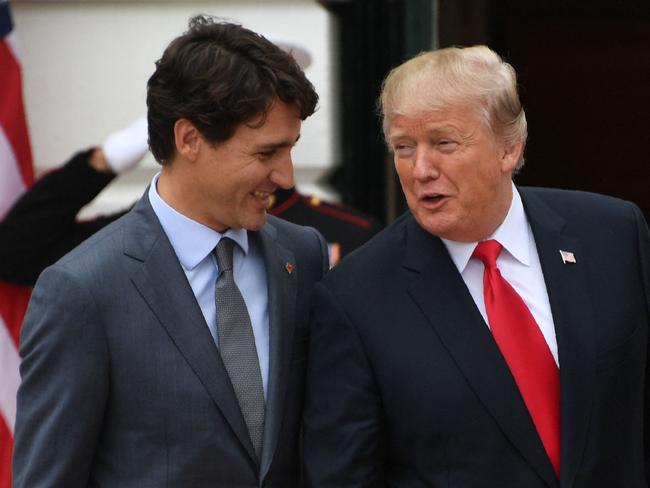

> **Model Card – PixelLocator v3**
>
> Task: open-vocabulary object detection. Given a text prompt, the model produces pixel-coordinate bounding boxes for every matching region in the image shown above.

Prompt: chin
[242,213,268,231]
[416,216,456,240]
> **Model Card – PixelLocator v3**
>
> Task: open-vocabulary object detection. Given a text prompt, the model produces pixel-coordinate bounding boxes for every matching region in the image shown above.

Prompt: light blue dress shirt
[148,174,270,398]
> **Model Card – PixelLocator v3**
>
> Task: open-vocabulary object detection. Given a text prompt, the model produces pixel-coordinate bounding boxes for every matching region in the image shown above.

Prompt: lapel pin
[285,262,294,275]
[559,250,576,264]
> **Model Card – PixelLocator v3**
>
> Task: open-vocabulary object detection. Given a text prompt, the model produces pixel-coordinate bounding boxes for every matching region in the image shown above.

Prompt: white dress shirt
[148,174,270,397]
[441,184,559,366]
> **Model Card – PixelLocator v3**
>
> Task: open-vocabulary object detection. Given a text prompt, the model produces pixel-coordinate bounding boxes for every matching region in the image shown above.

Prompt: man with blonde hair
[304,45,650,487]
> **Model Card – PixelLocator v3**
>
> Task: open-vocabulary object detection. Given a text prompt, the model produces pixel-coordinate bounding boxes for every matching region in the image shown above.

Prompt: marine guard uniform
[0,149,125,286]
[268,188,382,266]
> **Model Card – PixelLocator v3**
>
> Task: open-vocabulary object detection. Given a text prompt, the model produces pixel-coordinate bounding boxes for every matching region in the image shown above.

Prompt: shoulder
[264,215,328,273]
[521,186,632,208]
[520,186,642,226]
[519,187,649,259]
[49,206,139,281]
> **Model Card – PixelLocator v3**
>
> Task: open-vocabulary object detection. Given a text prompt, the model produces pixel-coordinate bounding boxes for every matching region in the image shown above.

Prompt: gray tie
[214,237,265,460]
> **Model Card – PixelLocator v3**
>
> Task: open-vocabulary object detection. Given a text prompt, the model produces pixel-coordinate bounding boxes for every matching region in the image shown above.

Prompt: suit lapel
[520,188,596,488]
[403,216,559,488]
[124,194,259,467]
[257,223,298,481]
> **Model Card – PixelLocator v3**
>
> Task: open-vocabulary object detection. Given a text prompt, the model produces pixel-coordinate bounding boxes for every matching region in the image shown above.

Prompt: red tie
[473,240,560,477]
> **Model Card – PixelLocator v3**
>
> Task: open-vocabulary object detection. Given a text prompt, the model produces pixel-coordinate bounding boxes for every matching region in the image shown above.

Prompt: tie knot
[472,239,503,268]
[215,237,235,272]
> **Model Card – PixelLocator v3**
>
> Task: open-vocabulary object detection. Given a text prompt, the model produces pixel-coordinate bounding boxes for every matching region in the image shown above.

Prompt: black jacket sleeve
[0,149,128,286]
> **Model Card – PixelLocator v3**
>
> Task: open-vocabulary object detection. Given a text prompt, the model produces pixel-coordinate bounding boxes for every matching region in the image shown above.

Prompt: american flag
[0,1,34,486]
[559,250,577,265]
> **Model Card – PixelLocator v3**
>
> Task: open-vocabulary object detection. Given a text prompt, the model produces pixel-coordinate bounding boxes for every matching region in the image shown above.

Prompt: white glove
[102,116,149,174]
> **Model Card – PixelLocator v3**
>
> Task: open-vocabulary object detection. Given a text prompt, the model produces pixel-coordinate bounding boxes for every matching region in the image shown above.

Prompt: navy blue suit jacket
[304,187,650,487]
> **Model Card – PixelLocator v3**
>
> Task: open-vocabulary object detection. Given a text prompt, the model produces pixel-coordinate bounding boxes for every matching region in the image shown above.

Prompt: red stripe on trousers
[0,40,34,187]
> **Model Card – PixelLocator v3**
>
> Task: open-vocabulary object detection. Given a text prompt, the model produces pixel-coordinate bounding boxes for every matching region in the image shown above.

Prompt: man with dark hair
[13,16,328,488]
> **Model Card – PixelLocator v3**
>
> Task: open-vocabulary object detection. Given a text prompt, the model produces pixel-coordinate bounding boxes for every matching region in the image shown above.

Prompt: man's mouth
[422,194,445,203]
[252,191,272,201]
[418,193,449,209]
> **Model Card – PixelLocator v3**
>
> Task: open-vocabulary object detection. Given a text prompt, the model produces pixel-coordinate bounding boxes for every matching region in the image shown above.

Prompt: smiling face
[158,100,301,231]
[389,105,521,242]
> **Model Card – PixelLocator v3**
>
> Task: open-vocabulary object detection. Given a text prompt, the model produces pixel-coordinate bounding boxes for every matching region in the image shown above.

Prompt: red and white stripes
[0,27,33,216]
[1,2,34,486]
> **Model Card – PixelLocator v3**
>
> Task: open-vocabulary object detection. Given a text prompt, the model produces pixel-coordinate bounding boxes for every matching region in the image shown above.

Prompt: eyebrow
[389,126,460,141]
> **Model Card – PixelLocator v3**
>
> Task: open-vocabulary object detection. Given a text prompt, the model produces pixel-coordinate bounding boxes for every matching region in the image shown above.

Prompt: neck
[156,164,227,232]
[473,181,514,243]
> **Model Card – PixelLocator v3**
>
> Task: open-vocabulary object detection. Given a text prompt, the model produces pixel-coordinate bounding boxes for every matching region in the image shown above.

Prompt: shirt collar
[442,183,531,273]
[148,173,249,271]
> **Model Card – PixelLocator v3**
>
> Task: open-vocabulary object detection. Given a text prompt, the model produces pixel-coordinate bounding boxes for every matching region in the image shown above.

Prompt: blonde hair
[380,45,527,170]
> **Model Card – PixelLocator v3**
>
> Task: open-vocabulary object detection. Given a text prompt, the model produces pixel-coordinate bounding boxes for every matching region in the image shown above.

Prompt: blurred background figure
[269,189,379,265]
[0,117,148,286]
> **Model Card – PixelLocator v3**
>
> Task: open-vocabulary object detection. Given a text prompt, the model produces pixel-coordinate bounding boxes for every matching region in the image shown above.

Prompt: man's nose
[271,153,294,189]
[412,146,440,181]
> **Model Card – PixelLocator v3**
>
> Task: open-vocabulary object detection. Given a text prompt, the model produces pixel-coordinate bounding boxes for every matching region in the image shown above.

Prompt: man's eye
[437,140,458,151]
[258,150,276,159]
[393,144,415,157]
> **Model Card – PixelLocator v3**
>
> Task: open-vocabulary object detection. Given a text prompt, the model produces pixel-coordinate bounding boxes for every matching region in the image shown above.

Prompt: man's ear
[173,118,202,161]
[501,141,524,173]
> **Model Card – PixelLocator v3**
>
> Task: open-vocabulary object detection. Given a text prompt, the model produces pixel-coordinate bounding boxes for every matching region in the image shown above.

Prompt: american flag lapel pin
[285,262,294,275]
[559,250,576,264]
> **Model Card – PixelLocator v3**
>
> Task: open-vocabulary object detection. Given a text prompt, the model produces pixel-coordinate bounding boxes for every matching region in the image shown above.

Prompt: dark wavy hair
[146,15,319,164]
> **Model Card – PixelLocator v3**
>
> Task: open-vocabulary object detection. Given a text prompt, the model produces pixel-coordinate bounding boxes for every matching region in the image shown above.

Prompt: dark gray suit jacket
[13,191,329,487]
[304,187,650,487]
